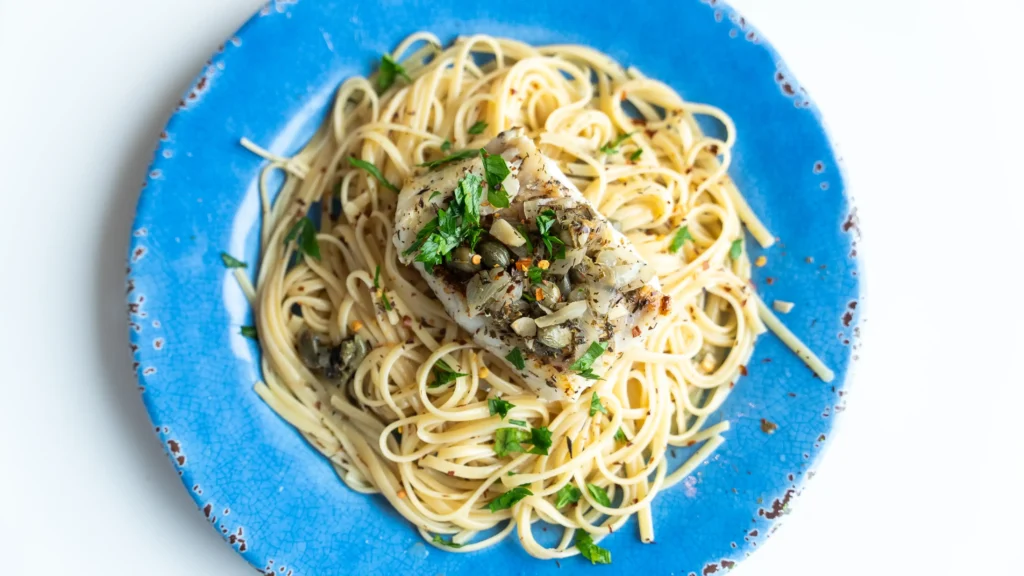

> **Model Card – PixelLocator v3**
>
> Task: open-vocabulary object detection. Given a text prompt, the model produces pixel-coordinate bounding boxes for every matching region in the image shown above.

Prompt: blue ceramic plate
[127,1,860,574]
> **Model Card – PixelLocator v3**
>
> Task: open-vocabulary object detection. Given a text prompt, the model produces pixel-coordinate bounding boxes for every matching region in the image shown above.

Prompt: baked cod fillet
[394,129,671,401]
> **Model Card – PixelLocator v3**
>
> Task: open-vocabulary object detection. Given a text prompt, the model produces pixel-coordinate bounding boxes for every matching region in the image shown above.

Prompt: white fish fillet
[394,129,670,401]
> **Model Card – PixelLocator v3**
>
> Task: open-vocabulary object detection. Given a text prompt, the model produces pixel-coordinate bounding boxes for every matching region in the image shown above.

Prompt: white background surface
[1,0,1022,574]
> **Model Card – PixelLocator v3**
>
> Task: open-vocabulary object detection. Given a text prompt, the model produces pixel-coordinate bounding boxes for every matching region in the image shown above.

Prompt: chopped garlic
[755,256,767,267]
[773,300,795,314]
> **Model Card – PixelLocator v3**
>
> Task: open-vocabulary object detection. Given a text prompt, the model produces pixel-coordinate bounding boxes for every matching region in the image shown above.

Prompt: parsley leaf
[586,483,612,507]
[488,397,516,420]
[284,217,321,261]
[575,531,612,564]
[516,224,534,253]
[220,252,247,269]
[527,266,543,284]
[373,265,381,289]
[440,140,452,153]
[468,121,488,135]
[599,131,635,155]
[570,342,607,375]
[730,238,743,260]
[240,326,258,340]
[486,485,533,512]
[555,484,582,509]
[536,209,566,260]
[481,150,511,207]
[589,392,608,417]
[528,426,553,455]
[453,173,484,227]
[349,156,398,192]
[419,148,480,170]
[431,535,463,548]
[629,148,643,162]
[536,209,557,236]
[505,347,526,370]
[381,292,392,311]
[429,359,467,388]
[508,419,528,427]
[428,191,442,201]
[494,427,531,457]
[669,226,692,254]
[614,428,628,443]
[377,54,411,92]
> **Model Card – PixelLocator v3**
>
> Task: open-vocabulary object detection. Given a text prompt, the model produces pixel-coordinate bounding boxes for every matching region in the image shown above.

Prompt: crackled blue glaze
[127,0,861,574]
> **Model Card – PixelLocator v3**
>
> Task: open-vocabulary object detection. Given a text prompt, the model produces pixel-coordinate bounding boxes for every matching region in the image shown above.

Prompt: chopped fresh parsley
[669,225,692,254]
[220,252,247,269]
[431,535,463,548]
[240,326,258,340]
[428,191,442,201]
[589,392,608,417]
[599,131,635,155]
[516,224,534,253]
[535,209,566,260]
[485,485,533,512]
[481,150,511,207]
[418,148,480,170]
[429,359,467,388]
[529,426,553,455]
[377,54,411,92]
[402,174,486,270]
[570,342,607,379]
[730,238,743,260]
[505,347,526,370]
[440,139,452,153]
[508,419,528,427]
[373,265,381,288]
[468,121,488,135]
[488,397,516,420]
[614,428,628,443]
[586,483,612,507]
[349,156,398,192]
[453,173,484,227]
[284,217,321,261]
[381,292,392,311]
[527,266,543,284]
[629,148,643,162]
[575,531,612,564]
[494,426,552,457]
[555,484,582,509]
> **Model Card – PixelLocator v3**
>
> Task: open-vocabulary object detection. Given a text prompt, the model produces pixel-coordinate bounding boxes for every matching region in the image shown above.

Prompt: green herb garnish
[629,148,643,162]
[555,484,582,509]
[418,148,480,170]
[486,486,533,512]
[505,347,526,370]
[468,121,488,135]
[527,266,544,284]
[668,226,692,254]
[240,326,258,340]
[284,217,321,261]
[509,419,528,427]
[373,265,381,288]
[488,397,515,420]
[453,173,484,227]
[575,531,612,564]
[589,392,608,417]
[535,209,566,260]
[481,150,511,207]
[402,173,487,270]
[614,428,628,443]
[349,156,398,192]
[440,140,452,153]
[730,238,743,260]
[570,342,607,379]
[586,483,612,507]
[428,191,442,201]
[432,535,463,548]
[381,292,392,311]
[599,131,635,155]
[429,359,467,388]
[377,54,411,92]
[529,426,553,455]
[220,252,247,269]
[494,426,552,457]
[516,224,534,253]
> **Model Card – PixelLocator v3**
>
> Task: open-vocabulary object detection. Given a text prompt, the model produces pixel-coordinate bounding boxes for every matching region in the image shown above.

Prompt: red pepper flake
[739,365,748,376]
[702,261,710,271]
[631,118,647,126]
[765,277,775,285]
[632,326,642,338]
[760,419,778,434]
[447,470,455,476]
[620,91,628,101]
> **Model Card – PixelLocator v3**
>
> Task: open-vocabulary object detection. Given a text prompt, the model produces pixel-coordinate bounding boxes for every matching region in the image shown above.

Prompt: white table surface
[1,0,1021,574]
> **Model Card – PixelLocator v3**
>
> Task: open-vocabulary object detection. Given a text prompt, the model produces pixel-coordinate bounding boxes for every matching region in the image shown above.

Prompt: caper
[569,265,587,284]
[298,331,331,370]
[567,286,588,302]
[445,245,481,275]
[478,240,511,269]
[324,336,370,384]
[537,324,573,349]
[532,280,561,308]
[555,274,571,297]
